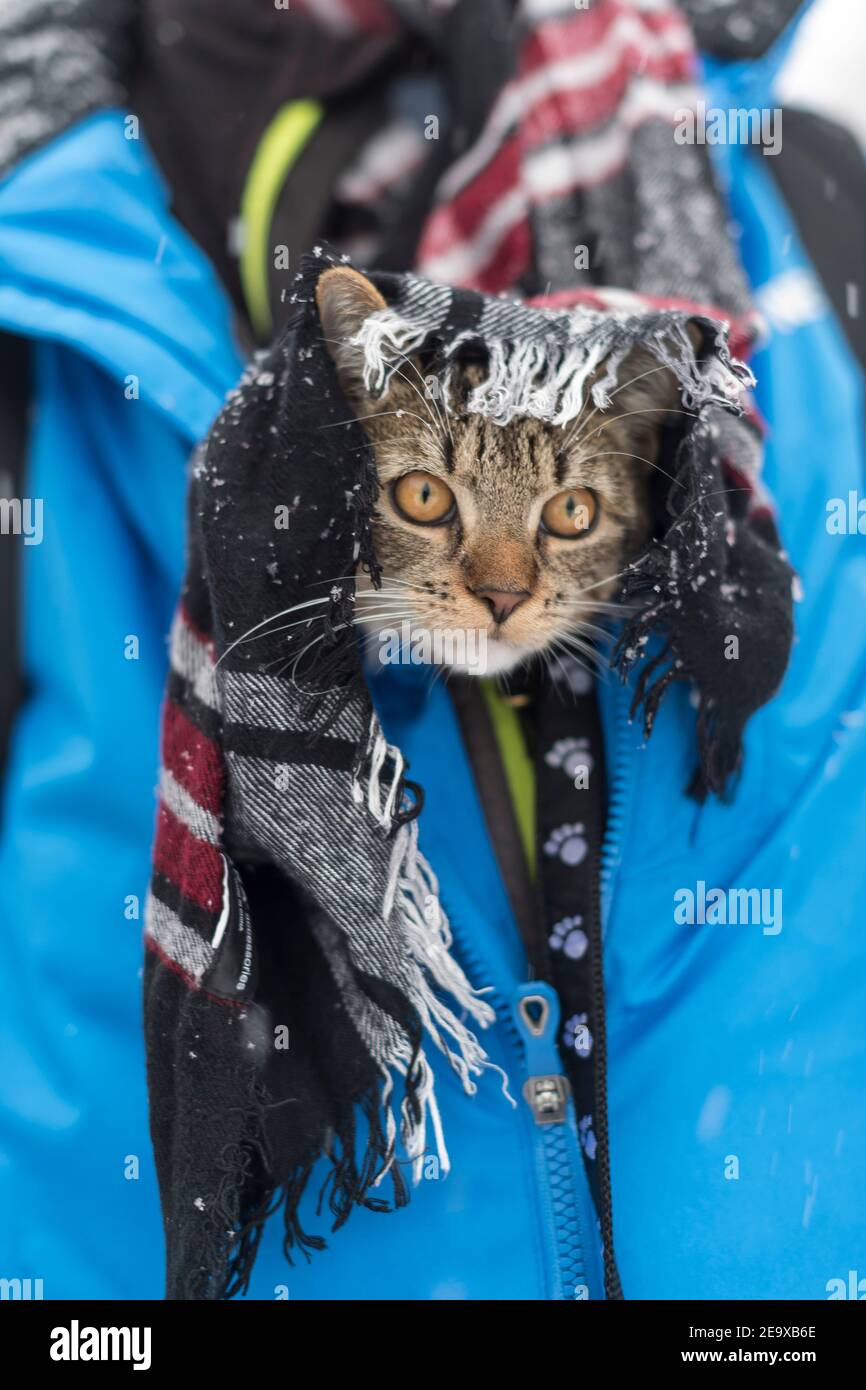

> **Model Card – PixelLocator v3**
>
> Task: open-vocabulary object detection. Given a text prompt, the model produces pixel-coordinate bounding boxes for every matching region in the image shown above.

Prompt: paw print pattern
[549,915,588,960]
[543,823,587,866]
[564,1013,593,1057]
[579,1114,597,1160]
[550,654,593,696]
[545,736,594,783]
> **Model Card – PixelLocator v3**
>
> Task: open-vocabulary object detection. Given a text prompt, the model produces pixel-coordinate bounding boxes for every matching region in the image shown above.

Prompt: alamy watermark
[674,881,783,936]
[826,1270,866,1299]
[826,491,866,535]
[0,1276,43,1299]
[50,1321,151,1370]
[377,621,488,674]
[674,101,782,157]
[0,496,43,545]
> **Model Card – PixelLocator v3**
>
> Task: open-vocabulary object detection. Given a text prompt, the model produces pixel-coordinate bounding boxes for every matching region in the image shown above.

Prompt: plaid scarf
[290,0,754,313]
[145,248,794,1298]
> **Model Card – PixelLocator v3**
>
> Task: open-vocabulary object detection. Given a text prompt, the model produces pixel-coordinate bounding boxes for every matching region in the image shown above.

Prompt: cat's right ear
[316,267,387,401]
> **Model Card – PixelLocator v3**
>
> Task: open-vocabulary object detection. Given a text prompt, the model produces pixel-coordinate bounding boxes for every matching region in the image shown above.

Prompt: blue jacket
[0,112,243,1298]
[1,24,864,1298]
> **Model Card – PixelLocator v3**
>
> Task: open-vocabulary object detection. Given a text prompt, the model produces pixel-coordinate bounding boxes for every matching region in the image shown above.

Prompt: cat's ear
[316,267,387,400]
[607,323,704,461]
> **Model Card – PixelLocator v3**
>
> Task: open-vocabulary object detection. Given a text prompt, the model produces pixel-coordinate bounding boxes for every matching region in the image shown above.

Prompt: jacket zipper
[441,679,636,1298]
[512,980,604,1300]
[600,678,636,934]
[581,676,636,1299]
[443,904,604,1299]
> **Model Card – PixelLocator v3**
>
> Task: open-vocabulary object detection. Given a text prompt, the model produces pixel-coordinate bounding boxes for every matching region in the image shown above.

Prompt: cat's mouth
[353,573,614,679]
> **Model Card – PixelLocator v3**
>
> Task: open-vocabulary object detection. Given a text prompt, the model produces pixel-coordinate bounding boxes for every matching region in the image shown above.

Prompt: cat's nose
[472,587,531,625]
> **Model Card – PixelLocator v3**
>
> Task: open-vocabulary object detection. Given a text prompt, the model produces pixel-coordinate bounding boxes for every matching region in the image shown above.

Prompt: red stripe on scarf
[519,5,692,80]
[418,42,691,281]
[416,0,699,292]
[154,802,224,913]
[162,699,223,816]
[473,219,534,295]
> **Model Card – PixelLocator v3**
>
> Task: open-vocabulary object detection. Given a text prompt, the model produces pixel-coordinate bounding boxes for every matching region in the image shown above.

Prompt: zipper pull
[512,982,571,1126]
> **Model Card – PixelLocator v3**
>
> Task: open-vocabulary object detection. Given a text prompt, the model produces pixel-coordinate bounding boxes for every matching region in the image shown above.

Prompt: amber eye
[392,471,456,526]
[540,487,598,539]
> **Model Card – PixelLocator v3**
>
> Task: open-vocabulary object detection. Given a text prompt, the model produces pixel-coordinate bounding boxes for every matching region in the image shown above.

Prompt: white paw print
[579,1114,597,1160]
[549,915,588,959]
[543,823,588,866]
[545,736,594,782]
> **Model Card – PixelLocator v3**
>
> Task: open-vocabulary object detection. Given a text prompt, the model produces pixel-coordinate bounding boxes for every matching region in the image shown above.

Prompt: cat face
[318,267,681,677]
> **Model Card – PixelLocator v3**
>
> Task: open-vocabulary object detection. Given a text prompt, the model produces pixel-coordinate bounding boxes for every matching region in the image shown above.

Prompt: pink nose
[472,588,531,625]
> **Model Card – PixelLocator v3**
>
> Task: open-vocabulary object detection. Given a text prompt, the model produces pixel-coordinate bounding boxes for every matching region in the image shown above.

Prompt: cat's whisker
[251,600,420,668]
[353,611,417,626]
[224,592,413,653]
[547,648,571,687]
[555,625,608,661]
[354,592,422,604]
[563,399,698,460]
[608,362,680,400]
[551,633,610,682]
[560,345,659,446]
[570,560,648,598]
[249,608,413,666]
[581,447,684,491]
[560,388,604,451]
[235,614,330,645]
[390,364,447,443]
[549,596,628,613]
[561,617,615,643]
[561,360,662,447]
[661,485,749,542]
[562,362,684,455]
[392,358,453,448]
[547,637,607,685]
[317,332,439,436]
[578,405,698,446]
[316,333,450,447]
[287,630,373,697]
[354,607,420,618]
[215,597,333,666]
[399,352,455,446]
[371,577,447,597]
[318,407,437,439]
[354,584,428,600]
[318,572,439,600]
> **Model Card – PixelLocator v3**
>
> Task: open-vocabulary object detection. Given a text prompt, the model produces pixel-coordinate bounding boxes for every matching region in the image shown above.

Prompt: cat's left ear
[608,323,704,459]
[316,266,387,401]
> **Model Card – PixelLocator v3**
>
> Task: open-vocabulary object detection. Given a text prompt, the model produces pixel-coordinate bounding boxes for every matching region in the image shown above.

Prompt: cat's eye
[392,471,456,526]
[540,487,598,539]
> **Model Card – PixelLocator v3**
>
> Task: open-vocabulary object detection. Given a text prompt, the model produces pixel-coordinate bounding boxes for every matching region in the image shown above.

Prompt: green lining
[480,680,536,878]
[238,99,323,341]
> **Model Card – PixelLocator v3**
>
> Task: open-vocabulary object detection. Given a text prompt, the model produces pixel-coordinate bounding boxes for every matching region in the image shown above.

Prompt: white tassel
[354,309,431,396]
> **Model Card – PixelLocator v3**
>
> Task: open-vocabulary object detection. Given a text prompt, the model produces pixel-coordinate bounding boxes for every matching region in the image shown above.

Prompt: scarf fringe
[352,713,498,1181]
[219,1082,413,1300]
[355,305,755,429]
[611,412,753,800]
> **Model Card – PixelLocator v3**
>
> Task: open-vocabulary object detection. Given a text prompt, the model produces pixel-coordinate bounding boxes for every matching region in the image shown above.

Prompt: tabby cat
[317,266,685,678]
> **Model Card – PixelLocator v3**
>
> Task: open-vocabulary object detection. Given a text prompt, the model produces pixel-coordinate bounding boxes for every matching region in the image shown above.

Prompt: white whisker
[215,597,331,666]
